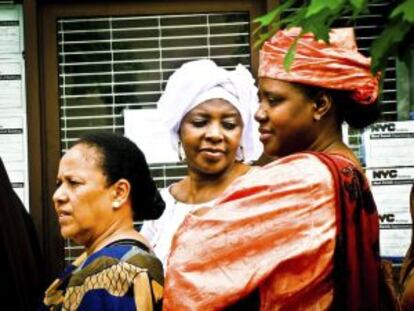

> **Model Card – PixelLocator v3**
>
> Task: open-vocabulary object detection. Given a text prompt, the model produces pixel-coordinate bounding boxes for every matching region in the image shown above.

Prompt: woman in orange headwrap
[162,28,385,310]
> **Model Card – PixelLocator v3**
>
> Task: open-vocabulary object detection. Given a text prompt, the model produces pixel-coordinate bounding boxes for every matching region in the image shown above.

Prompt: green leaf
[253,32,273,49]
[285,5,308,28]
[305,0,345,18]
[370,19,411,73]
[349,0,366,12]
[283,38,299,71]
[302,11,331,42]
[349,0,368,17]
[253,7,279,27]
[253,0,296,27]
[253,0,414,75]
[390,0,414,23]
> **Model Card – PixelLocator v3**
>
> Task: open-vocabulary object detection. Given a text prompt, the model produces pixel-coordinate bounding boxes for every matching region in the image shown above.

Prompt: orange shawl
[163,153,381,310]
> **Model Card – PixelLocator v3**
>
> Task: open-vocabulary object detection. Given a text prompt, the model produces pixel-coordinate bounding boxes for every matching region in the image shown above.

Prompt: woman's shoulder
[159,184,175,202]
[80,242,163,283]
[92,240,160,262]
[216,152,335,206]
[248,152,334,185]
[46,242,164,311]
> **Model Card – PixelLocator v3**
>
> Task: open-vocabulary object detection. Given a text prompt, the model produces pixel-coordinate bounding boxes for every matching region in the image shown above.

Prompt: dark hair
[74,132,165,221]
[295,83,381,129]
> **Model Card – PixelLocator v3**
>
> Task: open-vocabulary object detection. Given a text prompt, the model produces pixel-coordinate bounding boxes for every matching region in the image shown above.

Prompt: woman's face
[255,78,316,157]
[179,99,243,175]
[53,144,115,246]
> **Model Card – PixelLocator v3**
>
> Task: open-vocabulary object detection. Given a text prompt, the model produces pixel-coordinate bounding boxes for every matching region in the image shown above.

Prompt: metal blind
[57,12,252,263]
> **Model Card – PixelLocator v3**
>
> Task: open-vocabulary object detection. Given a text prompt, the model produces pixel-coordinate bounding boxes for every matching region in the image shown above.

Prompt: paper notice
[124,109,180,164]
[363,121,414,168]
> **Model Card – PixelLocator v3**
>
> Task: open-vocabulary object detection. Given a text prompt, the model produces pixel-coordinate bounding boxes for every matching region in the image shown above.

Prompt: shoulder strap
[105,238,151,253]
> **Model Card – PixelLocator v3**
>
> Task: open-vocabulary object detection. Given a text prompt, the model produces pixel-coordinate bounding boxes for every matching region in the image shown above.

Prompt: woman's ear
[312,93,332,121]
[112,178,131,208]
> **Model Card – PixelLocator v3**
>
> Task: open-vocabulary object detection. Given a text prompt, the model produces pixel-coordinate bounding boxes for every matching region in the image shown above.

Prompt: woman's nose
[205,123,223,142]
[53,184,66,203]
[255,104,267,122]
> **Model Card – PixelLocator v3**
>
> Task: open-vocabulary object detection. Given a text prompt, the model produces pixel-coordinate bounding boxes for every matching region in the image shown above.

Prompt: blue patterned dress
[41,239,163,310]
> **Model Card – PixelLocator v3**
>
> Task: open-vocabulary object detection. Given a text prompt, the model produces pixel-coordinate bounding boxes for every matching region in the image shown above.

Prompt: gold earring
[112,201,120,209]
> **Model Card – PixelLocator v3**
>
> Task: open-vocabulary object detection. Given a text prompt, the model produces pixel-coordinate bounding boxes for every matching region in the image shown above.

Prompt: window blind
[58,13,250,146]
[57,11,252,263]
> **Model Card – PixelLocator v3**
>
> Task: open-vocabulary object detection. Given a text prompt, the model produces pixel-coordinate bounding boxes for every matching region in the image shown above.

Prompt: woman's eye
[267,95,283,106]
[191,120,207,127]
[222,121,237,130]
[267,97,278,105]
[68,179,80,186]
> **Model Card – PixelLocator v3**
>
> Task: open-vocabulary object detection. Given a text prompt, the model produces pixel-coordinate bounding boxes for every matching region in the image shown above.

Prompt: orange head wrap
[259,27,380,105]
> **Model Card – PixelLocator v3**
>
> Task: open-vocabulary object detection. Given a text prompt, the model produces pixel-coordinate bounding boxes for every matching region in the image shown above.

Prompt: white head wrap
[157,59,262,163]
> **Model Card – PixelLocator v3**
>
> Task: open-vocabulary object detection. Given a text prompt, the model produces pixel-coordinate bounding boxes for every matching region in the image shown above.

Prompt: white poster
[363,121,414,168]
[0,115,24,161]
[124,109,179,164]
[0,61,23,109]
[0,5,28,210]
[379,229,411,259]
[366,167,414,259]
[0,114,29,209]
[363,121,414,260]
[0,7,21,54]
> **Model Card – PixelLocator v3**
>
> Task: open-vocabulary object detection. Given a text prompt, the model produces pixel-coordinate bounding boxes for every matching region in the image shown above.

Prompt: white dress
[140,186,216,270]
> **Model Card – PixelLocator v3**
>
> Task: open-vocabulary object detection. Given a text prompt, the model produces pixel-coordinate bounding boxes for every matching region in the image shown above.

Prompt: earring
[236,145,245,162]
[178,141,186,162]
[314,114,321,121]
[112,201,120,209]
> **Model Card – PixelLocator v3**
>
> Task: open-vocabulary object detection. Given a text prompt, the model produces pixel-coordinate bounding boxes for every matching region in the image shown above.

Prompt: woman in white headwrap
[140,59,262,269]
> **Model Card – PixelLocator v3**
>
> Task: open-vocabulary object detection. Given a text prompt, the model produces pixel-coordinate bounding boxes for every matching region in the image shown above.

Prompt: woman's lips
[57,210,72,222]
[259,129,273,142]
[200,148,225,160]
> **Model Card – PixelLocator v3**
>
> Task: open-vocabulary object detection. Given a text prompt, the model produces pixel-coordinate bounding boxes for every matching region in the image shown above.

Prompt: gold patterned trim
[62,262,145,310]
